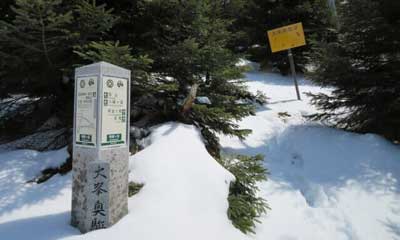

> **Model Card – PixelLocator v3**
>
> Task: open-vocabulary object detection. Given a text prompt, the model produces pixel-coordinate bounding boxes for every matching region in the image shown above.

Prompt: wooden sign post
[71,62,131,233]
[267,22,306,100]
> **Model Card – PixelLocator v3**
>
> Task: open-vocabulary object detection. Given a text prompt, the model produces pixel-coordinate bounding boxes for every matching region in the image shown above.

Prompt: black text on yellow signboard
[267,22,306,53]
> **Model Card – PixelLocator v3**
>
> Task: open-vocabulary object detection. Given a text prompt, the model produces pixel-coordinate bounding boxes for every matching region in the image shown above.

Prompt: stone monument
[71,62,130,233]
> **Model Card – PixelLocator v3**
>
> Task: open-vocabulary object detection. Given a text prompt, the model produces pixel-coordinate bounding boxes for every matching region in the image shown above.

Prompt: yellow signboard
[267,22,306,53]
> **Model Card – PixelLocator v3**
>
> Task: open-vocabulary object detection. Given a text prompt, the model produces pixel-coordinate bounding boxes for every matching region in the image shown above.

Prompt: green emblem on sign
[102,133,124,146]
[77,134,95,146]
[107,134,121,141]
[88,78,95,86]
[80,134,92,142]
[106,79,114,88]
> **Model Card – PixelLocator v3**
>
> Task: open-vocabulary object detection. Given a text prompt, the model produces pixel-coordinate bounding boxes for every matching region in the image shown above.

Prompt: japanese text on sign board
[101,77,128,147]
[267,22,306,53]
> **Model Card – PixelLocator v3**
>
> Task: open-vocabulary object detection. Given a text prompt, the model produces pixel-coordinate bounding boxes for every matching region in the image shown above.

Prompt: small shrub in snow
[219,154,269,234]
[128,182,144,197]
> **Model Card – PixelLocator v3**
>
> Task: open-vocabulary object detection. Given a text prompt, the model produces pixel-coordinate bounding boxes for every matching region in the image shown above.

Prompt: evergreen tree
[0,0,266,154]
[0,0,14,22]
[73,40,153,121]
[0,0,117,136]
[71,0,117,44]
[309,0,400,141]
[116,0,265,156]
[0,0,118,96]
[232,0,335,74]
[0,0,73,97]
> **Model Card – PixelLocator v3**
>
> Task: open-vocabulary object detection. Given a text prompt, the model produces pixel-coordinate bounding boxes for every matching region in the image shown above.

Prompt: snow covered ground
[220,61,400,240]
[0,61,399,240]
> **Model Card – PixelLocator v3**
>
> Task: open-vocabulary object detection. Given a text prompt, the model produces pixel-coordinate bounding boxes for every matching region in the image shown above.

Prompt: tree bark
[182,83,199,114]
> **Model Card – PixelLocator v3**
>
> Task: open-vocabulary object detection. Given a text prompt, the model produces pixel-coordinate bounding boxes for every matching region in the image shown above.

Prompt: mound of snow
[0,123,246,240]
[79,123,245,240]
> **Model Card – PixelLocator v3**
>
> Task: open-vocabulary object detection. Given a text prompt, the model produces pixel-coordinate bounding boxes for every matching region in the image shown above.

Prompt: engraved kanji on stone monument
[87,161,109,231]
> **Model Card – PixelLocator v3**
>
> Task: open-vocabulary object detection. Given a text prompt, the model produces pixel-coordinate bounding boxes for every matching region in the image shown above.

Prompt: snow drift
[0,123,246,240]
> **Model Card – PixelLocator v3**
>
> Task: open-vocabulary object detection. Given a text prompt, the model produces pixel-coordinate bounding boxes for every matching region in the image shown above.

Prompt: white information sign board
[75,76,97,147]
[101,76,128,147]
[73,62,130,234]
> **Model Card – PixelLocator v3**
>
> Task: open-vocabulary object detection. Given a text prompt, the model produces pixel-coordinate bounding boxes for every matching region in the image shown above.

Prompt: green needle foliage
[128,182,144,197]
[219,154,269,234]
[309,0,400,142]
[74,41,153,84]
[106,0,267,156]
[0,0,118,137]
[0,0,73,97]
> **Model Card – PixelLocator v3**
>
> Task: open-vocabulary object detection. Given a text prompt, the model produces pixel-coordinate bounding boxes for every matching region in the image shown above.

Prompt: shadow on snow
[223,124,400,213]
[0,150,71,216]
[0,211,79,239]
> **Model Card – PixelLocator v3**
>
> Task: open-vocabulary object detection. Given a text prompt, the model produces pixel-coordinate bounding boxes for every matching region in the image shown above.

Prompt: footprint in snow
[290,152,304,169]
